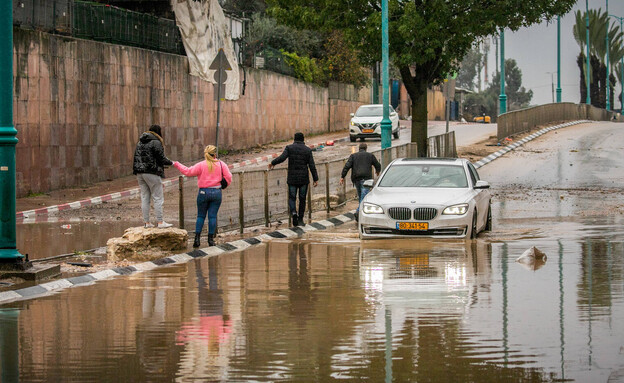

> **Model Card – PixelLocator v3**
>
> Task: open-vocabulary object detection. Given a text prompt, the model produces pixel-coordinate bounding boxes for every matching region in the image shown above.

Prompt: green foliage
[322,31,369,88]
[457,44,483,91]
[281,50,326,85]
[244,14,323,59]
[221,0,266,16]
[465,59,532,118]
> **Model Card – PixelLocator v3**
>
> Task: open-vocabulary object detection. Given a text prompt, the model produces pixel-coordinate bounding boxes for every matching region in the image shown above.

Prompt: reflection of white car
[359,158,492,239]
[349,104,400,142]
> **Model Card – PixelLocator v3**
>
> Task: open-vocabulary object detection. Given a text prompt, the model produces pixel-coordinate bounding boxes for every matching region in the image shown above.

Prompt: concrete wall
[497,102,621,140]
[398,84,447,121]
[12,29,363,197]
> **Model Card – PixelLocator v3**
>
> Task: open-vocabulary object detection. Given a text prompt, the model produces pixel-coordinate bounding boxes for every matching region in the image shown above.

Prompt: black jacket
[271,140,319,186]
[132,132,173,178]
[341,149,381,183]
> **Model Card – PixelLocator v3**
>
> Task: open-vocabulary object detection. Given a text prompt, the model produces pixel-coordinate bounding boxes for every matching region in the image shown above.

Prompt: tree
[464,59,532,119]
[457,44,483,91]
[221,0,266,16]
[267,0,575,156]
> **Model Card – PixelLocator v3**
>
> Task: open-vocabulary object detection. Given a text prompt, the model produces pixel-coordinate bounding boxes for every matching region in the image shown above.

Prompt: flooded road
[2,121,624,382]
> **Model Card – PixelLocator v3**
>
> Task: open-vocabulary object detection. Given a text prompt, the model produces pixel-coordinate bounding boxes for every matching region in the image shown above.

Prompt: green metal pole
[0,3,24,261]
[606,0,610,110]
[586,0,591,105]
[380,0,392,152]
[499,29,507,114]
[557,16,562,103]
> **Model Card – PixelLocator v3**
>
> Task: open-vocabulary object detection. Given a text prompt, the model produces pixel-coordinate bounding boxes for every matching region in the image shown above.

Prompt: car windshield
[378,164,468,188]
[355,106,394,117]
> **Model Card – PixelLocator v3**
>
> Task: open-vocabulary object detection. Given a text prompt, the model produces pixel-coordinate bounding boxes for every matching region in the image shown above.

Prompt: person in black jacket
[133,124,174,228]
[340,143,381,220]
[268,132,319,226]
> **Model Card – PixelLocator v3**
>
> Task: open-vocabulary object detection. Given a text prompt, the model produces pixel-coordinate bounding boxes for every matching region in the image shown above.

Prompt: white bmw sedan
[358,158,492,239]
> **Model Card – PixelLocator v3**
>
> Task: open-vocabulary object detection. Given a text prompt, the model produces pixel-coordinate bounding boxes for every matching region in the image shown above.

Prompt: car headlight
[362,203,384,214]
[442,204,468,215]
[350,121,355,126]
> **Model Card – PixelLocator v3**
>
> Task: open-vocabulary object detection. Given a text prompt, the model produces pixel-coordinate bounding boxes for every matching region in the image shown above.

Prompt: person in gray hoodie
[132,124,174,228]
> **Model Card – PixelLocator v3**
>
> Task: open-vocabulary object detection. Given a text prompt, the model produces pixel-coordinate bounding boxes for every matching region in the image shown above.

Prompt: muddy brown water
[1,221,624,382]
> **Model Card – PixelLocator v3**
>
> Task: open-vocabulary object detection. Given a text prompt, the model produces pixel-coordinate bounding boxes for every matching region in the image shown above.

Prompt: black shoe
[292,214,298,227]
[193,233,201,248]
[207,234,216,247]
[298,217,304,226]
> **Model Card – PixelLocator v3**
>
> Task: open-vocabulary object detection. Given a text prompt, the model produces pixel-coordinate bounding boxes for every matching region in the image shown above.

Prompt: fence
[176,132,456,235]
[497,102,622,140]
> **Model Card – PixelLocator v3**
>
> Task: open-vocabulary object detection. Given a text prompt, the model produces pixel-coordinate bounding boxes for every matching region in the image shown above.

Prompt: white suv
[349,104,400,142]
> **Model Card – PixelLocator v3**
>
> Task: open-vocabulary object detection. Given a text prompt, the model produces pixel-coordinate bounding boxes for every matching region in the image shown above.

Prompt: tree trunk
[610,73,616,111]
[599,62,607,109]
[591,55,601,108]
[410,82,428,157]
[399,65,428,157]
[577,54,587,103]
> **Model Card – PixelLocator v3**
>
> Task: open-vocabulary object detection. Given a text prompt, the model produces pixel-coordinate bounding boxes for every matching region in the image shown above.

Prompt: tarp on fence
[171,0,240,100]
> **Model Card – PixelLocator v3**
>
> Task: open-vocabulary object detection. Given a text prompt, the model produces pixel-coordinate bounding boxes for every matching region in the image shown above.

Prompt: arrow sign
[210,48,233,155]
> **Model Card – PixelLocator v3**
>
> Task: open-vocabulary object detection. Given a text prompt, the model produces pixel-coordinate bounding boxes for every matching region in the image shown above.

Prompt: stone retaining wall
[13,28,365,196]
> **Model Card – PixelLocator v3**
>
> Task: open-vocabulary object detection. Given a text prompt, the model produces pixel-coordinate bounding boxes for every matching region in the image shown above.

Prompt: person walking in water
[268,132,319,226]
[133,124,174,228]
[173,145,232,247]
[340,143,381,221]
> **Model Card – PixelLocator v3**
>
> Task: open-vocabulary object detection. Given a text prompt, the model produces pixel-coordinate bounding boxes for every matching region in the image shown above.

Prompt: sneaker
[292,214,298,227]
[157,221,173,228]
[144,223,155,228]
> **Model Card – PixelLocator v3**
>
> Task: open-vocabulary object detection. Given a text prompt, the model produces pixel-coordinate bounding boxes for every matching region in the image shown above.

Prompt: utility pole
[606,0,610,110]
[380,0,392,155]
[0,2,26,263]
[557,16,562,103]
[586,0,591,105]
[499,29,507,114]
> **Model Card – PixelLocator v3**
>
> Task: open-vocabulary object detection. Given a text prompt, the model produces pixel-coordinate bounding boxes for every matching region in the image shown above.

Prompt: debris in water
[516,246,547,271]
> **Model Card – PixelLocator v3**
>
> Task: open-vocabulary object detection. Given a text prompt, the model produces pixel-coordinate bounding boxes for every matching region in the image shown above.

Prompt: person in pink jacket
[173,145,232,248]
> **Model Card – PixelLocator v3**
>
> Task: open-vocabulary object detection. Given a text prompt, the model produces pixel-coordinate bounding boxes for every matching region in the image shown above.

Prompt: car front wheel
[484,204,492,231]
[350,135,356,142]
[393,128,400,139]
[469,210,478,239]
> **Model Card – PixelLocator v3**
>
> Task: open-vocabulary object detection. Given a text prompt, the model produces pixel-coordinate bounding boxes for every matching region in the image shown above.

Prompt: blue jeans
[354,179,371,214]
[196,188,222,235]
[288,184,308,218]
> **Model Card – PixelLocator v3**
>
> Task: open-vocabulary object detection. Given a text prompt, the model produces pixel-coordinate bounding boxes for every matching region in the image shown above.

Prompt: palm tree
[573,8,624,109]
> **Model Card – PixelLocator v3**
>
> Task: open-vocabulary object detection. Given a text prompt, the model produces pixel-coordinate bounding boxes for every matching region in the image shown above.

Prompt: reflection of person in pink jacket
[173,145,232,248]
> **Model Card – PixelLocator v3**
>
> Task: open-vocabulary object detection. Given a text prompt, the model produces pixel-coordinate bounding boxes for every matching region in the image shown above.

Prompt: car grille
[388,207,411,220]
[413,208,437,221]
[357,123,378,129]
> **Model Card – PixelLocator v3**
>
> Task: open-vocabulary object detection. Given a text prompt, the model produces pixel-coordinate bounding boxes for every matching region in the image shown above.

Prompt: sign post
[209,49,232,155]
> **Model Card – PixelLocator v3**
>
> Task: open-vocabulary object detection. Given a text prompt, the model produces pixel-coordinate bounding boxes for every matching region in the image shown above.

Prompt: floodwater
[2,220,624,382]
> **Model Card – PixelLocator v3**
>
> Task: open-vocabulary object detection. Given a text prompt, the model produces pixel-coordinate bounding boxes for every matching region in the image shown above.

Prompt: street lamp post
[0,2,25,262]
[499,29,507,114]
[557,16,562,103]
[586,0,591,105]
[380,0,392,152]
[606,0,610,110]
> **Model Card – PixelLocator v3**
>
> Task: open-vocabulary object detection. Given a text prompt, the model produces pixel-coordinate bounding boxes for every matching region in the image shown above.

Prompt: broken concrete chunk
[106,227,188,262]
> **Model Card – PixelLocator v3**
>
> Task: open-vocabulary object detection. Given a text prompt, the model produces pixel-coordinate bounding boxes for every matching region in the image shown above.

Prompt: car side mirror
[474,180,490,189]
[390,111,397,116]
[363,179,375,189]
[350,113,355,117]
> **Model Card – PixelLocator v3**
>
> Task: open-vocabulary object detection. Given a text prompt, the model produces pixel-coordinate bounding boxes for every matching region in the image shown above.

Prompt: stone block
[106,227,188,262]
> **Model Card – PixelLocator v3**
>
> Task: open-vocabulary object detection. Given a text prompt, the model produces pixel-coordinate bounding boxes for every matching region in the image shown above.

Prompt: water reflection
[1,234,623,381]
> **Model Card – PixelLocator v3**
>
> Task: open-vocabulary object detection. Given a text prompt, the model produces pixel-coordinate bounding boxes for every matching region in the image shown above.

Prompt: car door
[467,162,489,230]
[390,107,399,131]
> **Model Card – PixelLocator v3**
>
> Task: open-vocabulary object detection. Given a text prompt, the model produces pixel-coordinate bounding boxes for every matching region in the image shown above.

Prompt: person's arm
[173,161,202,177]
[221,161,233,185]
[152,141,173,166]
[268,147,289,170]
[372,154,382,175]
[308,151,319,186]
[340,154,354,185]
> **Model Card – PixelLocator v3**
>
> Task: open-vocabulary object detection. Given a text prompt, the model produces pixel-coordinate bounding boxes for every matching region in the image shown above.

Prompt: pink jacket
[173,160,232,189]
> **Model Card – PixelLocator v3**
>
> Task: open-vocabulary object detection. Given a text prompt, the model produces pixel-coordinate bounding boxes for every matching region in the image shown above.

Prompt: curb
[0,211,356,305]
[0,120,590,305]
[16,136,350,221]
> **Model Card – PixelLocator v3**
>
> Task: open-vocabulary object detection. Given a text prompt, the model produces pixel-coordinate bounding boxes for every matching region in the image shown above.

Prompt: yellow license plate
[397,222,428,231]
[362,129,374,133]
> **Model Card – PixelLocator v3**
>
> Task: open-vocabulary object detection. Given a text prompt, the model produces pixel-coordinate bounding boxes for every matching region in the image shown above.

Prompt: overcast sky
[482,0,624,107]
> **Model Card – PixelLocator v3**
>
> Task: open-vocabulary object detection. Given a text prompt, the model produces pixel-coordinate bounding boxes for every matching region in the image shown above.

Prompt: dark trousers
[196,188,222,235]
[288,184,308,218]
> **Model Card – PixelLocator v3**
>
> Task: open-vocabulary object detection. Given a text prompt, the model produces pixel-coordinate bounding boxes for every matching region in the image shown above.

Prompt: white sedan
[349,104,400,142]
[358,158,492,239]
